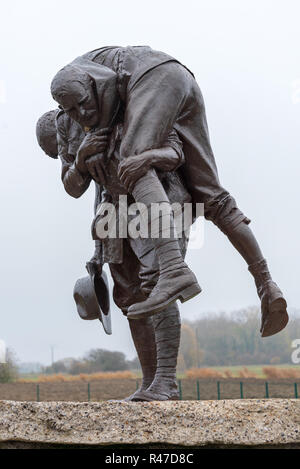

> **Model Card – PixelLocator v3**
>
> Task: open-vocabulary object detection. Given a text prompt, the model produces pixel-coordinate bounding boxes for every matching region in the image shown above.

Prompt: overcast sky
[1,0,299,365]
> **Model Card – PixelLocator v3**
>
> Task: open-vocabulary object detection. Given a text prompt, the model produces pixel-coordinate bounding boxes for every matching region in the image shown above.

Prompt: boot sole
[261,297,289,337]
[130,391,180,402]
[128,283,202,319]
[179,283,202,303]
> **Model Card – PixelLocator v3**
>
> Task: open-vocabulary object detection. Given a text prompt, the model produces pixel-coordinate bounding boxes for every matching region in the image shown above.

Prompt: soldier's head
[36,110,58,158]
[51,61,119,130]
[36,109,85,159]
[51,65,99,129]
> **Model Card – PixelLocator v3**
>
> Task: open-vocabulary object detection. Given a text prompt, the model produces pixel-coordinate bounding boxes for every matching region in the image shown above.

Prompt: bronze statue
[37,45,289,401]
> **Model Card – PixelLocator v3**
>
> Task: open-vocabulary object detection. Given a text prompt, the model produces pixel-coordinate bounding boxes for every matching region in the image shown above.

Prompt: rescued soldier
[50,46,288,336]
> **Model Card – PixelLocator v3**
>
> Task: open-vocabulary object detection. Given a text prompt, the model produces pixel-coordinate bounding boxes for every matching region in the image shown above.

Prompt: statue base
[1,399,300,448]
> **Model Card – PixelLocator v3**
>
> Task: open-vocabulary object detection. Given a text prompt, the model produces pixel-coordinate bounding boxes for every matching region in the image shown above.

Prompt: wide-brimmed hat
[73,265,111,335]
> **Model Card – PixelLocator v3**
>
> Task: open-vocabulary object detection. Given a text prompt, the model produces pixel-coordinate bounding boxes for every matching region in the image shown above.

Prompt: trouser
[120,61,249,234]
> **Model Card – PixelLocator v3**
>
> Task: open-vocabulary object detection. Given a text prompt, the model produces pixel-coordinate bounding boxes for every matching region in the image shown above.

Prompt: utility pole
[196,326,201,368]
[50,345,54,366]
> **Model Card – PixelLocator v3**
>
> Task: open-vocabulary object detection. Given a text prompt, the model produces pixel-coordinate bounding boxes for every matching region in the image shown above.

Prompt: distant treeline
[178,307,300,369]
[43,349,139,375]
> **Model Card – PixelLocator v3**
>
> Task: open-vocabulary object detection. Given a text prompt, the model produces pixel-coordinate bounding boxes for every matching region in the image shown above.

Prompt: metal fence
[175,380,299,401]
[33,380,299,402]
[0,379,299,402]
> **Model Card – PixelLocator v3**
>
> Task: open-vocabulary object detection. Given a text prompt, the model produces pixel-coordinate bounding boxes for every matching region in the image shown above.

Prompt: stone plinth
[1,399,300,448]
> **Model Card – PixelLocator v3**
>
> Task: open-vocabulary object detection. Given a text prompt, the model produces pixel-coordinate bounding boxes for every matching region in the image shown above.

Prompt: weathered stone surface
[0,399,300,448]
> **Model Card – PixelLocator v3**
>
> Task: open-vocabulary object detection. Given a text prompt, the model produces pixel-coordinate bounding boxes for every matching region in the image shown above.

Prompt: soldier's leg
[131,302,181,401]
[108,240,157,400]
[119,64,201,318]
[232,226,288,337]
[127,235,188,401]
[126,317,157,399]
[206,195,288,337]
[125,169,200,318]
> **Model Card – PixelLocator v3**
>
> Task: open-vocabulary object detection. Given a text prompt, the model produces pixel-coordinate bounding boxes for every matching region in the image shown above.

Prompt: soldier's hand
[118,155,151,192]
[86,250,103,277]
[86,153,106,185]
[76,128,110,173]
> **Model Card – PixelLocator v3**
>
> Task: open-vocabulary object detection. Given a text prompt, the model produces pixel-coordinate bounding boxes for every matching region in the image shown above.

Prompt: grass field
[1,365,299,401]
[184,364,300,379]
[17,364,300,383]
[0,377,299,402]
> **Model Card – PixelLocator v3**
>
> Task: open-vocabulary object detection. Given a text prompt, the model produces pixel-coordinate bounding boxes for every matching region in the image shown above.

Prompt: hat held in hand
[73,261,111,335]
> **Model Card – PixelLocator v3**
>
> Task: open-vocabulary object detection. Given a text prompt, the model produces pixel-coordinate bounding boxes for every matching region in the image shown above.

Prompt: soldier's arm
[141,129,184,171]
[58,133,92,199]
[118,129,184,191]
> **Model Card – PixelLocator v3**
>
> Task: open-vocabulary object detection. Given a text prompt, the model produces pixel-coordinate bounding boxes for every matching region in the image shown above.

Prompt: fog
[1,0,299,364]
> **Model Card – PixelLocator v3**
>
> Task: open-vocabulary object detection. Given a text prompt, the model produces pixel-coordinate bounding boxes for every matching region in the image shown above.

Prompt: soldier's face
[67,119,85,157]
[58,81,99,129]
